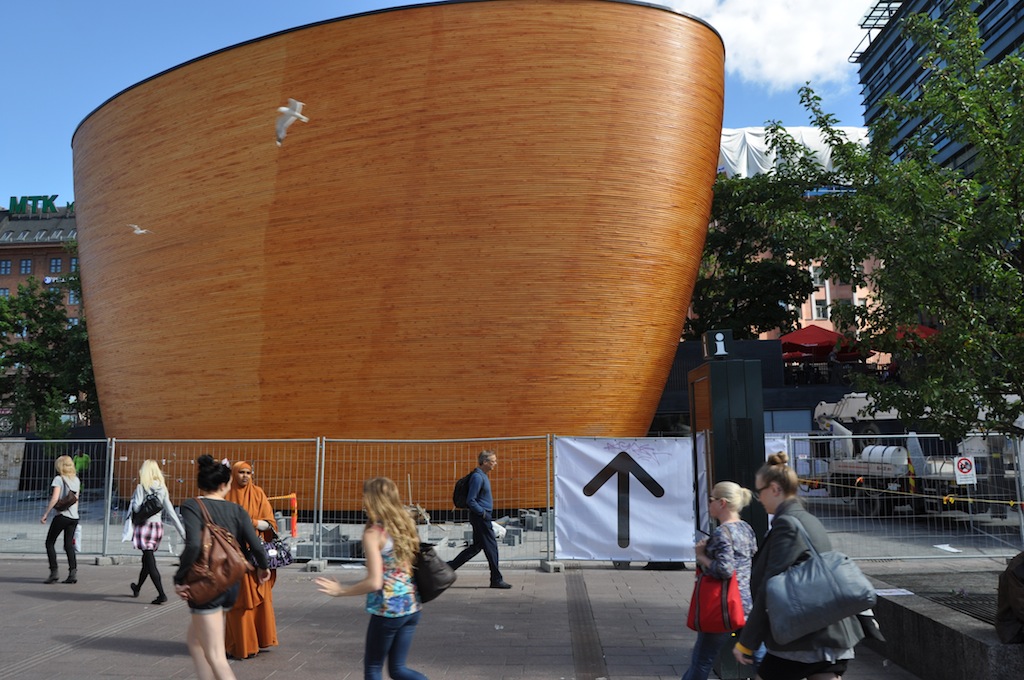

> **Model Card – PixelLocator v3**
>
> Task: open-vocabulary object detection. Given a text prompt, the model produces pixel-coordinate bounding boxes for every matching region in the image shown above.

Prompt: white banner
[764,436,788,460]
[554,437,695,561]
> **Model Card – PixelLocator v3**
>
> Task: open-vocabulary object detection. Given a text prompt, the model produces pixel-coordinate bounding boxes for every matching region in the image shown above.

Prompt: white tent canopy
[719,127,869,179]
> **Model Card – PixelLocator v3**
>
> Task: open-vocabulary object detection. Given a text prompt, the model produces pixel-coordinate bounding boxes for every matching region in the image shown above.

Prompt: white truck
[810,393,1019,517]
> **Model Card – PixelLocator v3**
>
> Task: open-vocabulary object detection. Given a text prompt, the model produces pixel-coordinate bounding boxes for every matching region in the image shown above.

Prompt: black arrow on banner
[583,451,665,548]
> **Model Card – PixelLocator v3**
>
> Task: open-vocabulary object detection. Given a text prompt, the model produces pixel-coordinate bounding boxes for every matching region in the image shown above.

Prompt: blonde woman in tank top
[316,477,427,680]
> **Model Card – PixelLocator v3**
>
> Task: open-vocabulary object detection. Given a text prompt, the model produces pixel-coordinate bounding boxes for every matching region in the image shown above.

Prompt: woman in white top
[129,460,186,604]
[40,455,81,584]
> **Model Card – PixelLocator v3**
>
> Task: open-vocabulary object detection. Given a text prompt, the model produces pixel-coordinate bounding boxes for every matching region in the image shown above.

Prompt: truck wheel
[855,484,892,517]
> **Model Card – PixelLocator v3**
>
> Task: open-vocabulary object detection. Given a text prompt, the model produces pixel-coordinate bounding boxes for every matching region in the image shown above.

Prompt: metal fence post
[315,436,324,562]
[546,434,553,559]
[1017,436,1024,550]
[101,438,116,556]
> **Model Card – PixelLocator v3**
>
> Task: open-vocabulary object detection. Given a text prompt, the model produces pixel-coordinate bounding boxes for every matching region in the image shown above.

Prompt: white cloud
[669,1,876,91]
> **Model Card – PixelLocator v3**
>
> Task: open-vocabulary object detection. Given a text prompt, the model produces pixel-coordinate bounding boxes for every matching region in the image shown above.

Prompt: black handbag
[131,490,163,525]
[413,542,456,603]
[257,527,294,569]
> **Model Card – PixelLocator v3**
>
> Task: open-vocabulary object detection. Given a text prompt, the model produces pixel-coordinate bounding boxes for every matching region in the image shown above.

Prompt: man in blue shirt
[448,450,512,589]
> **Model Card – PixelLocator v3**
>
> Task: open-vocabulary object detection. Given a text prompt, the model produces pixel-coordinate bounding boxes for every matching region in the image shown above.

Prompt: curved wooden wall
[72,0,725,496]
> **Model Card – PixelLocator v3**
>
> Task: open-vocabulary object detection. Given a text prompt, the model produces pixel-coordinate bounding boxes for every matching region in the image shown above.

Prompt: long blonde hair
[139,459,166,492]
[54,455,77,480]
[363,477,419,568]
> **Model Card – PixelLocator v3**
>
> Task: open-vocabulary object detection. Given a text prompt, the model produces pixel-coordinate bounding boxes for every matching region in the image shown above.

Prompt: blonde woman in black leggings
[129,460,186,604]
[40,455,81,584]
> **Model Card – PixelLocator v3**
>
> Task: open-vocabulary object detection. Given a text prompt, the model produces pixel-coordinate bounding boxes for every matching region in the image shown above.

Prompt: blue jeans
[681,632,766,680]
[682,631,730,680]
[364,610,427,680]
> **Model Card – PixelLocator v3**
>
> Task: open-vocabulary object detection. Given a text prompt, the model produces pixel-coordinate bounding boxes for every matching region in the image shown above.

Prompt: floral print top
[365,526,422,618]
[704,520,758,613]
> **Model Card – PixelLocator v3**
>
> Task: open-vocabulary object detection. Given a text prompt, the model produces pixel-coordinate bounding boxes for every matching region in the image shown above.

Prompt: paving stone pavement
[0,555,925,680]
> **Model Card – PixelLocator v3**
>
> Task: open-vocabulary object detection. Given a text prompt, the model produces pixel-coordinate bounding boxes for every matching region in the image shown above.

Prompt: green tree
[687,123,867,341]
[799,0,1024,439]
[0,244,99,435]
[60,253,100,427]
[686,169,816,340]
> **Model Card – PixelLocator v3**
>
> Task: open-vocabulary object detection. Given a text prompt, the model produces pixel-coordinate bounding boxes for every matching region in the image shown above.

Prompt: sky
[4,0,876,205]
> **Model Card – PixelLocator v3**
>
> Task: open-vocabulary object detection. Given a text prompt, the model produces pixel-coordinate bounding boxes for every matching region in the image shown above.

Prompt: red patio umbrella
[782,350,813,362]
[779,325,844,357]
[779,325,868,361]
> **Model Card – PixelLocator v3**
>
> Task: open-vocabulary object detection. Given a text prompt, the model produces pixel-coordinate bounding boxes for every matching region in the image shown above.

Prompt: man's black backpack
[452,471,474,509]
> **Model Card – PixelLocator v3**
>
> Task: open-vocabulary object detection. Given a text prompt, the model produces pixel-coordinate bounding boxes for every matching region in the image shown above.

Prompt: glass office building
[852,0,1024,171]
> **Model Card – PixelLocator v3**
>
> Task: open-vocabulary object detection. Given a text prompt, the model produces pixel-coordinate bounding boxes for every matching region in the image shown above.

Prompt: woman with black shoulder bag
[129,459,186,604]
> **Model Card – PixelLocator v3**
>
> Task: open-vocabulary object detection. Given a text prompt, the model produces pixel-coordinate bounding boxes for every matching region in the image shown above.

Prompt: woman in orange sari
[224,461,279,659]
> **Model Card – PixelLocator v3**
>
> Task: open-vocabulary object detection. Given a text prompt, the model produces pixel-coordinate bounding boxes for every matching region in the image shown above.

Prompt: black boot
[63,569,77,584]
[44,569,59,584]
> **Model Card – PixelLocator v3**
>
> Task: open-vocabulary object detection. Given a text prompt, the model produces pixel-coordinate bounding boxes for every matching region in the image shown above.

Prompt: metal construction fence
[0,436,553,565]
[3,432,1022,564]
[784,430,1024,561]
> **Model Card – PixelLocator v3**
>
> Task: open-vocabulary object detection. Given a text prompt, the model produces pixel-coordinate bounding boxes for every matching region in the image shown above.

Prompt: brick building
[0,196,80,321]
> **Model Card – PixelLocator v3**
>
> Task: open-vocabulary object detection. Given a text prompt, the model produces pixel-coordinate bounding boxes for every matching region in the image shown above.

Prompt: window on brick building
[49,258,62,273]
[0,289,9,298]
[0,260,10,275]
[19,259,32,275]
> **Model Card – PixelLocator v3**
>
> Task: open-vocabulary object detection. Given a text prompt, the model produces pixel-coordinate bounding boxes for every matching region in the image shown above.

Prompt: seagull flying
[128,224,151,235]
[276,98,309,146]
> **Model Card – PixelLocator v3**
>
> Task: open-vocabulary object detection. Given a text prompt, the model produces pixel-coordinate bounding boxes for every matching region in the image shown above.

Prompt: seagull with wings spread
[276,98,309,146]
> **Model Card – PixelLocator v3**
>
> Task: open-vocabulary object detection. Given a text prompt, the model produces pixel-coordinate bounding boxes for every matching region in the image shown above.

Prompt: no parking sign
[954,455,977,485]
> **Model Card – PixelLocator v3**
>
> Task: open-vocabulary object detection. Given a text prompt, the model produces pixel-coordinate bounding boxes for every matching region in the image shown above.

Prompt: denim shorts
[188,582,240,615]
